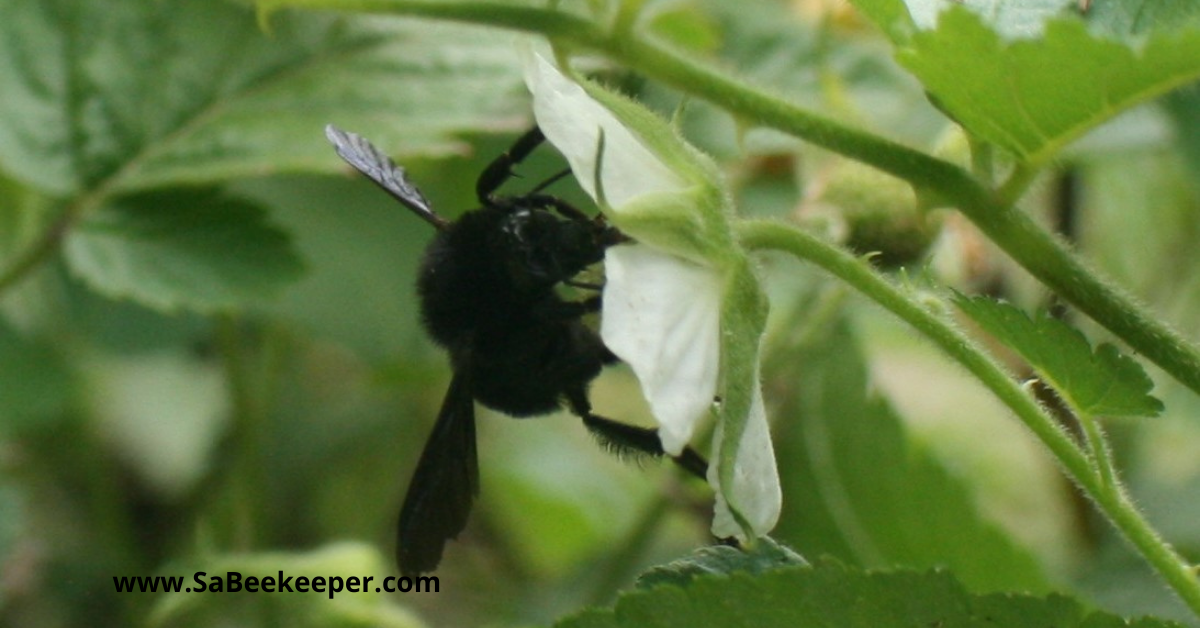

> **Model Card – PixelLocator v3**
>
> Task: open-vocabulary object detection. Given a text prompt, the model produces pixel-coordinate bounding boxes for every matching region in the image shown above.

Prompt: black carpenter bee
[325,125,709,576]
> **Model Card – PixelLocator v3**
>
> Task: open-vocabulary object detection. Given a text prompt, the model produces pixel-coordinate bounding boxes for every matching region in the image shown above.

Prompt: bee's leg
[583,413,710,480]
[480,134,588,223]
[477,128,630,249]
[567,389,708,480]
[527,168,573,196]
[476,127,546,203]
[525,193,593,223]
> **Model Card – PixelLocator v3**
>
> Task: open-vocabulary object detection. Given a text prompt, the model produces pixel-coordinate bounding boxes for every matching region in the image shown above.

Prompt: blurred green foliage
[0,0,1198,626]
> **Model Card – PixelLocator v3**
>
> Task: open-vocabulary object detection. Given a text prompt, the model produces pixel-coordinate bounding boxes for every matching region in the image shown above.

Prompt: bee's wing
[396,372,479,576]
[325,124,449,230]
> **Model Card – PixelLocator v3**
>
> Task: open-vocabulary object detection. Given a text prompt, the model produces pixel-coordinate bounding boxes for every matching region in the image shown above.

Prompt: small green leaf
[954,295,1163,417]
[64,190,304,312]
[555,558,1185,628]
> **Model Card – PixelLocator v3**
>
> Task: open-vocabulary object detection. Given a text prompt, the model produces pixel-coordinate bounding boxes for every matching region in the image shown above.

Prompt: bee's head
[500,207,623,290]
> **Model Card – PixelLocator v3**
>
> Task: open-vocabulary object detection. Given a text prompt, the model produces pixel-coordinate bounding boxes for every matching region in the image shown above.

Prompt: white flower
[523,50,780,540]
[601,244,721,456]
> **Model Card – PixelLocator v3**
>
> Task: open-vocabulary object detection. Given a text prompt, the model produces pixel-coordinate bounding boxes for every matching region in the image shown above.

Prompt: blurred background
[1,0,1198,626]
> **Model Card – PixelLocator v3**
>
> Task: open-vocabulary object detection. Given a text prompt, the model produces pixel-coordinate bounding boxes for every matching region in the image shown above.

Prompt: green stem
[0,198,89,295]
[215,318,259,549]
[1077,413,1118,491]
[261,0,1200,397]
[215,317,287,550]
[967,134,995,186]
[996,162,1040,208]
[736,218,1200,618]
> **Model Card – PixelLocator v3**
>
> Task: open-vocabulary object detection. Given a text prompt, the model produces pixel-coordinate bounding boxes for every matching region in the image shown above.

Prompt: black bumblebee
[325,125,709,577]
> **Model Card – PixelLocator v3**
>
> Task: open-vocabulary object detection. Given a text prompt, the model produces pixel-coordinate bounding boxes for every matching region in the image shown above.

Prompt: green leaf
[851,0,1200,164]
[768,309,1051,594]
[850,0,1077,43]
[1083,0,1200,37]
[0,317,72,432]
[0,0,528,197]
[555,558,1185,628]
[63,190,304,311]
[848,0,918,43]
[907,11,1200,164]
[634,537,806,589]
[914,0,1078,39]
[954,295,1163,417]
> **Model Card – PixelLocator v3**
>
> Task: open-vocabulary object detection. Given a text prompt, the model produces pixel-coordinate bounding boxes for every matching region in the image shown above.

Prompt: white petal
[709,384,782,539]
[600,244,721,456]
[523,52,687,209]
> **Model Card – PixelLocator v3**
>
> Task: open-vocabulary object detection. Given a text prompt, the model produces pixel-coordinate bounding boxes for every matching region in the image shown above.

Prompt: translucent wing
[396,373,479,576]
[325,124,448,230]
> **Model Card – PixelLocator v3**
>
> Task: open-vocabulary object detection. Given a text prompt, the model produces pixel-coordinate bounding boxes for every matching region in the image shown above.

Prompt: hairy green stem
[261,0,1200,397]
[736,219,1200,617]
[1077,413,1118,491]
[995,162,1041,208]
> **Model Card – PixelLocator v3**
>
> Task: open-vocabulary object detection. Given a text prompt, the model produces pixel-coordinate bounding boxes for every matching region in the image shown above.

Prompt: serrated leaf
[907,0,1079,39]
[1083,0,1200,38]
[63,191,304,312]
[906,11,1200,164]
[555,558,1185,628]
[0,0,527,197]
[768,310,1051,594]
[954,295,1163,417]
[634,537,806,589]
[851,0,1200,164]
[850,0,1080,43]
